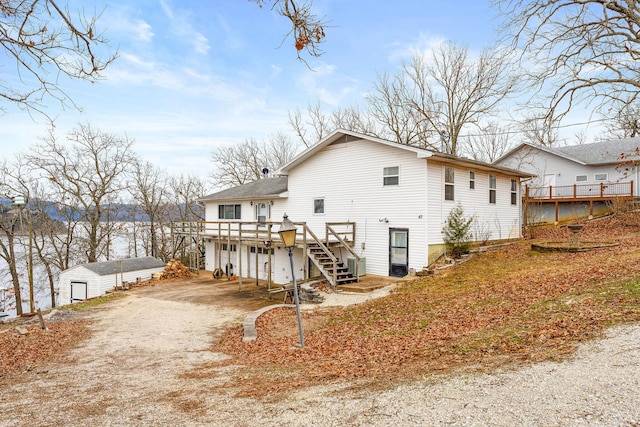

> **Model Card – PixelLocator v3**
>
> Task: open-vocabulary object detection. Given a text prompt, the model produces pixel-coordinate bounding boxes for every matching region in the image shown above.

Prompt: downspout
[418,151,433,264]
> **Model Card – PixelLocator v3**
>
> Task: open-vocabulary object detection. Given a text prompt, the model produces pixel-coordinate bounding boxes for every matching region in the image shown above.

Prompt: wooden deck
[524,181,636,224]
[525,181,634,202]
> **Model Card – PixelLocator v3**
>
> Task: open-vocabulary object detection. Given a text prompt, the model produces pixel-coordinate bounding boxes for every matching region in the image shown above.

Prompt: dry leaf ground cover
[213,212,640,396]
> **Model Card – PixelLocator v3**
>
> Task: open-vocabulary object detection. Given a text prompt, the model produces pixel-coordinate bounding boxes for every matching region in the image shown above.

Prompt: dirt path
[1,280,639,426]
[0,282,250,426]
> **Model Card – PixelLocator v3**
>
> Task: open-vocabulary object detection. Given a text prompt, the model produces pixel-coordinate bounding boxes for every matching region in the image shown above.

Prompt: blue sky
[1,0,503,179]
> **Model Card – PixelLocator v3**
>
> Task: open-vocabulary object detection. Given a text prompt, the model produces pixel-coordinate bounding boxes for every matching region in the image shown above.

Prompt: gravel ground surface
[0,280,638,426]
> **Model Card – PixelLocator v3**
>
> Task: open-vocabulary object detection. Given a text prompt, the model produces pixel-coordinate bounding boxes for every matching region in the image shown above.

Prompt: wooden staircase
[307,242,357,288]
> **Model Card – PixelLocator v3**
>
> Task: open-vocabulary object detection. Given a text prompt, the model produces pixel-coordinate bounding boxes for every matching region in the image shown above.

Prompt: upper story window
[444,167,455,201]
[469,171,475,189]
[383,166,399,186]
[489,175,497,204]
[594,173,608,181]
[218,204,241,220]
[576,175,588,182]
[313,198,325,214]
[510,179,517,205]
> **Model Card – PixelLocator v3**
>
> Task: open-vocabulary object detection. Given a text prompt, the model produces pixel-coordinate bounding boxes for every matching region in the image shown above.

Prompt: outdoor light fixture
[278,213,304,348]
[278,214,297,248]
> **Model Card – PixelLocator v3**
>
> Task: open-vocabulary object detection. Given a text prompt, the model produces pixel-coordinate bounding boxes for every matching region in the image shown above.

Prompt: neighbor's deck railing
[525,181,634,201]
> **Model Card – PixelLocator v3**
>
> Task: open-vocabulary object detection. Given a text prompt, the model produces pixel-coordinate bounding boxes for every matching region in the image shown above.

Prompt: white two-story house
[194,129,530,288]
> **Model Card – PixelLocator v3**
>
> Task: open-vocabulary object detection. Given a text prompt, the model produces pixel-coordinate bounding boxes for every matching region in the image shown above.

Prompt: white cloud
[102,6,154,43]
[132,20,154,42]
[387,33,447,64]
[158,0,210,55]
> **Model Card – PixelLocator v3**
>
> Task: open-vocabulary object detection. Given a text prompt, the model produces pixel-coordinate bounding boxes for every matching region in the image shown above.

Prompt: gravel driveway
[0,279,638,426]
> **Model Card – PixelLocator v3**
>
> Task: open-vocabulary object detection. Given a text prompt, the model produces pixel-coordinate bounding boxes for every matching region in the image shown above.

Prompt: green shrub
[443,203,474,258]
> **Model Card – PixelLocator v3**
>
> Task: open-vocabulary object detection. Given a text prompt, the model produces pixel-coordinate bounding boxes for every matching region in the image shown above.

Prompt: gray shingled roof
[199,177,288,202]
[555,137,640,165]
[81,257,165,276]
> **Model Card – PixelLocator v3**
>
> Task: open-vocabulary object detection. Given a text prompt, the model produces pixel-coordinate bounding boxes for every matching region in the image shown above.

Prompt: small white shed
[58,257,166,305]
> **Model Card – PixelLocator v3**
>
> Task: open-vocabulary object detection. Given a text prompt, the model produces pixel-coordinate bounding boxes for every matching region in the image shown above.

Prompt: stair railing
[326,224,361,282]
[302,224,338,287]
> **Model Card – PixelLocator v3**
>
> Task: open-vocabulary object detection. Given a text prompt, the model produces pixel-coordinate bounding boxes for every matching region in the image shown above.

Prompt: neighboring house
[59,257,166,304]
[495,138,640,223]
[194,129,530,287]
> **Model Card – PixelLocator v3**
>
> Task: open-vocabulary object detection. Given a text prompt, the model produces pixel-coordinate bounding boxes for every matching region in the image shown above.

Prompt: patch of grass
[59,293,127,311]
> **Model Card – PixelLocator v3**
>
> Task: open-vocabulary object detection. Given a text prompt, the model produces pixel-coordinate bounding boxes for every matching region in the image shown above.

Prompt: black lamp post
[278,213,304,348]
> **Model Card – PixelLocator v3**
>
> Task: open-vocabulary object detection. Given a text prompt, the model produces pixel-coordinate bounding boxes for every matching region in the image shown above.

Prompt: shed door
[70,281,87,303]
[389,228,409,277]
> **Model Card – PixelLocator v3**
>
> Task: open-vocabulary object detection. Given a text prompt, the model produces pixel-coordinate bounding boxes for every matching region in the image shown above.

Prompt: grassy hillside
[214,212,640,396]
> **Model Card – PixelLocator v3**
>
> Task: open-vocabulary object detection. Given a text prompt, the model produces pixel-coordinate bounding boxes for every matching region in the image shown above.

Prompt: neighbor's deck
[525,181,634,202]
[524,181,635,224]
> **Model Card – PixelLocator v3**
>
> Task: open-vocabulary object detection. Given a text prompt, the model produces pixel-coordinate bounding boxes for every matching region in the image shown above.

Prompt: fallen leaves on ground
[213,213,640,397]
[0,319,91,377]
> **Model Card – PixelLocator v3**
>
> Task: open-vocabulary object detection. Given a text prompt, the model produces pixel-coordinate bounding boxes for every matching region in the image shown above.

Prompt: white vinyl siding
[282,139,427,278]
[428,163,522,245]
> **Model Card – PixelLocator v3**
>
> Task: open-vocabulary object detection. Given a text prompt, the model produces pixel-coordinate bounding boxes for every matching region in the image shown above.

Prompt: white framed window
[218,204,241,219]
[469,171,475,189]
[444,167,455,201]
[313,198,325,214]
[510,179,517,205]
[594,173,608,181]
[383,166,399,186]
[576,175,588,182]
[489,175,497,204]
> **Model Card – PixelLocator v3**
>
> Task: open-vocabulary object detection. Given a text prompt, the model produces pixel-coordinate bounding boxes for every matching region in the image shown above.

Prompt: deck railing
[525,181,634,201]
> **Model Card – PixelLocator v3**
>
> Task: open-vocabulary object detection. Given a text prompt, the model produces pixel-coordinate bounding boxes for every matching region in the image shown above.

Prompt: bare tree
[367,72,431,147]
[167,174,206,261]
[27,124,135,263]
[401,43,517,155]
[520,116,560,147]
[519,114,562,147]
[289,101,333,147]
[289,101,382,148]
[460,122,512,162]
[28,180,67,309]
[0,0,116,114]
[0,155,32,315]
[601,101,640,139]
[497,0,640,122]
[210,133,300,189]
[130,160,169,258]
[254,0,327,61]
